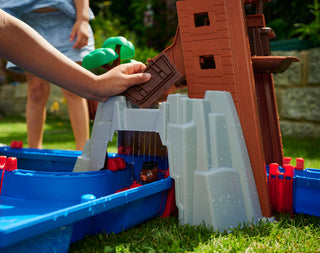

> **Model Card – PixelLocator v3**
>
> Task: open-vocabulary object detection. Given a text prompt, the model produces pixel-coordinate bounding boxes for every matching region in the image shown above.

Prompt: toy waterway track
[0,147,173,253]
[1,0,318,252]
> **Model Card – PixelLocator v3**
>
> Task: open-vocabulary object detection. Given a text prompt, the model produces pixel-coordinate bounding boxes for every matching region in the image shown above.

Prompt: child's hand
[97,62,151,102]
[70,20,89,49]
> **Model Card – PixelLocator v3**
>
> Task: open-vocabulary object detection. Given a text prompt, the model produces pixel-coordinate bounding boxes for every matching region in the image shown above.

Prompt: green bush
[90,0,177,50]
[290,0,320,46]
[245,0,315,41]
[90,1,159,65]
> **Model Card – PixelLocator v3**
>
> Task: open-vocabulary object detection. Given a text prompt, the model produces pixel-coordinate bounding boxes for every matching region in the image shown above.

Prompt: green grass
[0,116,77,150]
[0,116,318,168]
[0,116,320,253]
[283,137,320,169]
[0,116,118,152]
[69,214,320,253]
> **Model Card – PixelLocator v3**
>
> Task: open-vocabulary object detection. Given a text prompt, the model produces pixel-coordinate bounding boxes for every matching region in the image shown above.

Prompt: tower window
[200,55,216,69]
[194,12,210,27]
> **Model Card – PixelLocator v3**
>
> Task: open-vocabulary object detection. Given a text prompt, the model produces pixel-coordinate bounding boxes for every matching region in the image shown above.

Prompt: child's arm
[0,9,151,102]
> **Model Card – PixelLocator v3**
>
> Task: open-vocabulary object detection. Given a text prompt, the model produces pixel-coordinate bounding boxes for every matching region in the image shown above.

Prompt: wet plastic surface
[0,148,172,253]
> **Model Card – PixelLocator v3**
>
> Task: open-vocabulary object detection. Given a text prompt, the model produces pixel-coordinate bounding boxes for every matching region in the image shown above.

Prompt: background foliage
[89,0,178,64]
[0,0,316,84]
[242,0,315,43]
[90,0,314,50]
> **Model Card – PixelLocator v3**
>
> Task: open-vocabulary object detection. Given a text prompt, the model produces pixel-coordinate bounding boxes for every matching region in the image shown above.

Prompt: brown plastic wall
[175,0,272,217]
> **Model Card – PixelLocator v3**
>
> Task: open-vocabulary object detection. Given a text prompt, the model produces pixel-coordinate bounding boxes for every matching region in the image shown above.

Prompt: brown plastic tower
[159,0,298,217]
[245,1,299,166]
[120,0,299,217]
[162,0,270,217]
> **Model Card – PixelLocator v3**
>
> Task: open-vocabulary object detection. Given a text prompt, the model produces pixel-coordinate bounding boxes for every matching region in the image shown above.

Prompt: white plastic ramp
[73,91,262,231]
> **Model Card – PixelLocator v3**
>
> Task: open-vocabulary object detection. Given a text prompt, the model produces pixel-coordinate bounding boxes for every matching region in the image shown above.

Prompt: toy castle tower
[163,0,298,217]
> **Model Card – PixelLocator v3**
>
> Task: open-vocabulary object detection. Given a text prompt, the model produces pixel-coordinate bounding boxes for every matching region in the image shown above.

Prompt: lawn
[68,214,320,252]
[0,116,118,152]
[0,116,319,252]
[0,116,79,150]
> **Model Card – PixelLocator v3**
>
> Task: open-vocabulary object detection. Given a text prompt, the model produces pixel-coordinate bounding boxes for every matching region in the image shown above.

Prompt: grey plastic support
[73,91,262,231]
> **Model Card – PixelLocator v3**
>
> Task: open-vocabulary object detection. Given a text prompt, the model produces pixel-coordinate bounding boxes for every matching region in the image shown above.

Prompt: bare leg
[25,73,50,149]
[61,88,89,150]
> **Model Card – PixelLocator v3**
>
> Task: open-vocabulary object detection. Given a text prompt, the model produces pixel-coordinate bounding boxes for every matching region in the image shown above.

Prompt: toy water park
[1,0,320,252]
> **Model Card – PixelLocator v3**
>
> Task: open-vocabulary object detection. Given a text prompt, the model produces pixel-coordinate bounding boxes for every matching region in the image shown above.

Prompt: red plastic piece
[283,157,292,165]
[282,156,304,170]
[107,157,126,172]
[0,156,6,194]
[161,181,177,218]
[0,156,6,169]
[282,164,293,214]
[115,181,142,193]
[5,157,18,171]
[161,168,178,218]
[118,146,133,155]
[0,156,17,171]
[10,141,23,149]
[117,145,126,155]
[268,163,293,214]
[268,163,278,212]
[0,169,4,195]
[125,146,133,156]
[295,158,304,170]
[0,156,18,195]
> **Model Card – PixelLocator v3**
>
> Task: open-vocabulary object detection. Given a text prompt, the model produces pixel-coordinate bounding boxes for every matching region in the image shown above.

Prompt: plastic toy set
[267,158,320,217]
[0,0,319,252]
[0,90,265,252]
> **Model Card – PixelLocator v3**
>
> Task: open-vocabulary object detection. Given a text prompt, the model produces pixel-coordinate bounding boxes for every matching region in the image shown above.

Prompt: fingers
[118,62,151,85]
[69,24,77,41]
[127,72,151,85]
[70,21,89,49]
[96,62,152,101]
[121,62,147,74]
[71,33,89,49]
[72,37,84,49]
